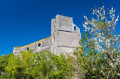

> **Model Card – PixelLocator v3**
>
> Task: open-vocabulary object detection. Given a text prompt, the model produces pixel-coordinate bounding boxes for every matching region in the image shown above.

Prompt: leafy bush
[5,51,74,79]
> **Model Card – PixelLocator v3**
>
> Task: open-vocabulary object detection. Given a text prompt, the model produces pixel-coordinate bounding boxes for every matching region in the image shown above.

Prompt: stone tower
[51,15,81,55]
[13,15,81,55]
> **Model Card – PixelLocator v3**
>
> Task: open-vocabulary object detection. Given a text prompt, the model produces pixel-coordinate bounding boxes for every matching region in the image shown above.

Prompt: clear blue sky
[0,0,120,56]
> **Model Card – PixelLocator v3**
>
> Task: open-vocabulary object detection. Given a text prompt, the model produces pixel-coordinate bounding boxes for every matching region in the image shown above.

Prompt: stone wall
[13,15,81,55]
[51,15,81,55]
[13,37,51,55]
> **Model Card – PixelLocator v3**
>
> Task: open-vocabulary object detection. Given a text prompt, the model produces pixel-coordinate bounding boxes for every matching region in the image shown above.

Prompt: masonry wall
[36,37,51,52]
[51,15,81,55]
[57,31,80,54]
[13,37,51,55]
[13,15,81,55]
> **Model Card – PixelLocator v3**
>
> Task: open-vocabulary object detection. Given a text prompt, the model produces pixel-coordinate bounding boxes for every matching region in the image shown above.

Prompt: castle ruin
[13,15,81,55]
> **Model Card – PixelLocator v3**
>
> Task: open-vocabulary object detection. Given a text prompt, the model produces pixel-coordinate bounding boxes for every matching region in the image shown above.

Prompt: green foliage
[0,53,12,79]
[5,51,74,79]
[0,72,9,79]
[74,32,104,79]
[0,55,9,72]
[74,31,120,79]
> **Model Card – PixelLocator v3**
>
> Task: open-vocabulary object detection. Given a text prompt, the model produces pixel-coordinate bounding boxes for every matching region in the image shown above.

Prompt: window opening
[27,47,29,50]
[38,43,41,47]
[74,26,76,30]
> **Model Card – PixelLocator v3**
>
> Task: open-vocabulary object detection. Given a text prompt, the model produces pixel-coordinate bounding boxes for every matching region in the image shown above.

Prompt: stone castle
[13,15,81,55]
